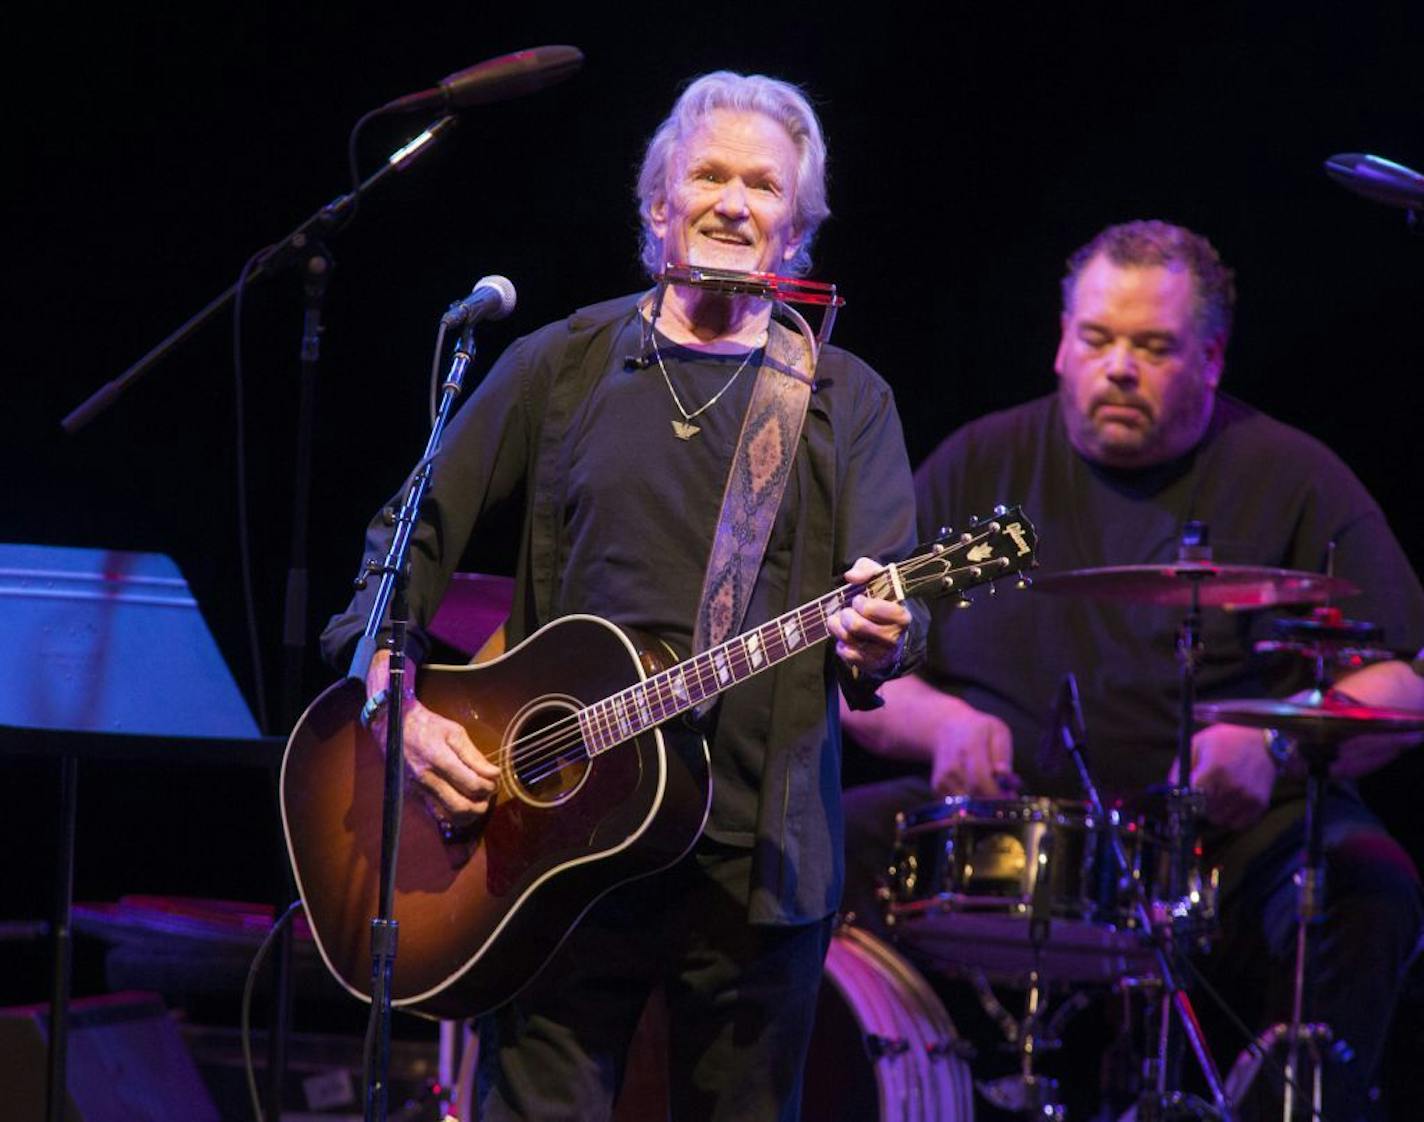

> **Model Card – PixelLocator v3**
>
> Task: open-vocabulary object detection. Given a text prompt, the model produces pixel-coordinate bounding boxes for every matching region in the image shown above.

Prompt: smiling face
[1055,253,1225,468]
[649,108,803,275]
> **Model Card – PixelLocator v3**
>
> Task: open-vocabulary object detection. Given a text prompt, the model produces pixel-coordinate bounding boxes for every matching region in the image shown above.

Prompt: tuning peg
[1015,575,1033,590]
[987,581,998,597]
[955,595,974,609]
[968,514,981,527]
[993,503,1008,516]
[938,524,953,539]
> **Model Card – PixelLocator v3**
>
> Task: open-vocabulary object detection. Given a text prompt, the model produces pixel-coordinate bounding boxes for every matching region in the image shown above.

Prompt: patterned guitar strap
[690,308,816,717]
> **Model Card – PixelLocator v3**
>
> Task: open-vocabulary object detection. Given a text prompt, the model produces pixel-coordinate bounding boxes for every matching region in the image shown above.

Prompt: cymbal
[1195,697,1424,737]
[1030,563,1358,610]
[1270,611,1381,643]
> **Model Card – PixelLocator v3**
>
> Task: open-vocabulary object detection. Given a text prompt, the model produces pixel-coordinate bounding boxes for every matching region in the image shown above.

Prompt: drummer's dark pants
[475,837,834,1122]
[842,777,1424,1122]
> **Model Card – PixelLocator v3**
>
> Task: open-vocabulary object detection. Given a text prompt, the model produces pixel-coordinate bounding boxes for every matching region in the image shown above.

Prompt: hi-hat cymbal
[1254,609,1395,668]
[1195,697,1424,738]
[1030,563,1358,610]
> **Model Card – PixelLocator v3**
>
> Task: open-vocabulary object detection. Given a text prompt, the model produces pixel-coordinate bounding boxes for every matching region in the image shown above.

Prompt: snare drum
[886,796,1159,985]
[1114,789,1219,948]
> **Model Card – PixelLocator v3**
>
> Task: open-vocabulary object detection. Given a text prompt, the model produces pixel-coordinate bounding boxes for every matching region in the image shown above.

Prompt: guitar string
[504,555,1013,785]
[510,551,1021,788]
[493,543,1015,785]
[478,538,1020,785]
[489,585,861,783]
[454,528,1022,783]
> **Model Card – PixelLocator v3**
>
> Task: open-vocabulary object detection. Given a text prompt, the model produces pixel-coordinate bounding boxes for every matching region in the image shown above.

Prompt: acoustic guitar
[280,507,1037,1018]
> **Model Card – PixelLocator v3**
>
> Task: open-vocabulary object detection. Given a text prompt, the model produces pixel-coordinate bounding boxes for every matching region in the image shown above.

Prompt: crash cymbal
[1195,697,1424,737]
[1030,563,1358,610]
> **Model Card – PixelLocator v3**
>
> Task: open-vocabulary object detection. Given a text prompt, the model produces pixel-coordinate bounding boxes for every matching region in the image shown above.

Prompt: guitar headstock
[891,504,1039,605]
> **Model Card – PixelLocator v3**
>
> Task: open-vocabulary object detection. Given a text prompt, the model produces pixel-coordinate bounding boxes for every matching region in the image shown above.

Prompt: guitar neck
[574,507,1037,756]
[577,580,870,756]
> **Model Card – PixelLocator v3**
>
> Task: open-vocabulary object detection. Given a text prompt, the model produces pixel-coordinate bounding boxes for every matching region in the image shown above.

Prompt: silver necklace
[651,332,763,441]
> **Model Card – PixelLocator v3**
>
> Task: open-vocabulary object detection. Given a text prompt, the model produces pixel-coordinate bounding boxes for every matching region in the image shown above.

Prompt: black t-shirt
[912,392,1424,801]
[560,333,796,843]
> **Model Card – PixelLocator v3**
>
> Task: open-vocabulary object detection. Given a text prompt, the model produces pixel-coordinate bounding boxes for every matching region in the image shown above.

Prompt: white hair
[635,71,830,278]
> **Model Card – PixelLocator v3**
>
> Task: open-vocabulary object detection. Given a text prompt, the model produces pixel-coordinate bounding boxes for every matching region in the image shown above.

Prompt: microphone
[1039,671,1086,775]
[379,46,584,116]
[1324,152,1424,211]
[442,275,517,329]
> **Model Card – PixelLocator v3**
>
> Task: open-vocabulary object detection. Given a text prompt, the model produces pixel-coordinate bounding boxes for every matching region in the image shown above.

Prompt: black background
[5,5,1424,1005]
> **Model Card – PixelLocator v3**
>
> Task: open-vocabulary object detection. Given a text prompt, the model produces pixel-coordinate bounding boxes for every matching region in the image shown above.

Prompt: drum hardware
[1222,1022,1343,1122]
[968,966,1093,1122]
[1194,695,1424,1122]
[977,834,1070,1121]
[1253,607,1395,677]
[977,1072,1065,1121]
[1052,667,1229,1122]
[1037,523,1384,1120]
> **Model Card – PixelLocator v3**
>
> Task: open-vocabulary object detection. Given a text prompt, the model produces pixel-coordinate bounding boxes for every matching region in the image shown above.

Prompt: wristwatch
[1262,727,1294,774]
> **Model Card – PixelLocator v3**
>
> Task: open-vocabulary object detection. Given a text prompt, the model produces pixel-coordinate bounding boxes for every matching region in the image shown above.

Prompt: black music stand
[0,544,282,1122]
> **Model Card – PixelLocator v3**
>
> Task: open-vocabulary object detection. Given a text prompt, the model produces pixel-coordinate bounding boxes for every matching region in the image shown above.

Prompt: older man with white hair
[322,71,924,1120]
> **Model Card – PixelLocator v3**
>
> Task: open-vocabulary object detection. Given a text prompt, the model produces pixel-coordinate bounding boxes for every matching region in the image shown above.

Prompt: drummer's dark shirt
[910,392,1424,802]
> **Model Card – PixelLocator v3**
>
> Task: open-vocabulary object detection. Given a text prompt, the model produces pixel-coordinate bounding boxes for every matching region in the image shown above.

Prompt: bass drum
[454,925,973,1121]
[803,924,975,1122]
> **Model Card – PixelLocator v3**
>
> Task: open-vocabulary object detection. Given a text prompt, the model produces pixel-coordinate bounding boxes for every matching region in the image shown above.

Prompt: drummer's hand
[366,649,500,830]
[828,557,913,677]
[1173,723,1277,831]
[930,704,1020,798]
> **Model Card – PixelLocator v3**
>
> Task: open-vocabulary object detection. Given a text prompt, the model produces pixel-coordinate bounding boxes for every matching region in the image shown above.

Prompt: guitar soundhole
[505,695,590,807]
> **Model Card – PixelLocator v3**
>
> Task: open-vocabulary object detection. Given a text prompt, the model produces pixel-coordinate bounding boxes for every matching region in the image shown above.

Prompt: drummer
[842,219,1424,1121]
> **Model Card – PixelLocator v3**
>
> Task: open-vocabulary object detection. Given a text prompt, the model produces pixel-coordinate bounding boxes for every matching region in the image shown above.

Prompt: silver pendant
[672,419,701,440]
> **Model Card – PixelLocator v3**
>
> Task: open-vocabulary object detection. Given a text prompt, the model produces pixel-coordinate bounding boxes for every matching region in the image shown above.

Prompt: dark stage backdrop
[5,6,1424,971]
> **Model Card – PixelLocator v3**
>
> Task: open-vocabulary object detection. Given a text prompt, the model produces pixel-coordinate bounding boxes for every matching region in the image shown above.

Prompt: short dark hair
[1062,220,1236,343]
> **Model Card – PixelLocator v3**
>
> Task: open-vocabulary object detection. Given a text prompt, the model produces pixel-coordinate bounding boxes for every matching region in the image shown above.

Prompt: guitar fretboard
[571,511,1034,758]
[576,579,879,756]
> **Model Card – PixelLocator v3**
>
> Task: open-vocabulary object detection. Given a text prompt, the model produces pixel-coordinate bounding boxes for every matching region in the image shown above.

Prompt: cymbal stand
[1276,733,1340,1122]
[1247,618,1356,1121]
[1054,672,1230,1121]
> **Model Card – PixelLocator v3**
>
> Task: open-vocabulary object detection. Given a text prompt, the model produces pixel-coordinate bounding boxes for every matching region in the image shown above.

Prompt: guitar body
[280,615,711,1019]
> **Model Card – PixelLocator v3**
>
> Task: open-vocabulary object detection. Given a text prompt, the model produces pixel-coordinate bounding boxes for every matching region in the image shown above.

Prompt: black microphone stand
[261,241,333,1122]
[60,116,458,436]
[55,115,457,1122]
[347,320,481,1122]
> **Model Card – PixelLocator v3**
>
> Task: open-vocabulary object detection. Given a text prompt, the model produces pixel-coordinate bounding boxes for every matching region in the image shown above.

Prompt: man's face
[649,108,802,275]
[1055,254,1224,468]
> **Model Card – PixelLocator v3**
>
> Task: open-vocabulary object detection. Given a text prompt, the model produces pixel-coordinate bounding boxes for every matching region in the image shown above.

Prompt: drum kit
[839,533,1424,1122]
